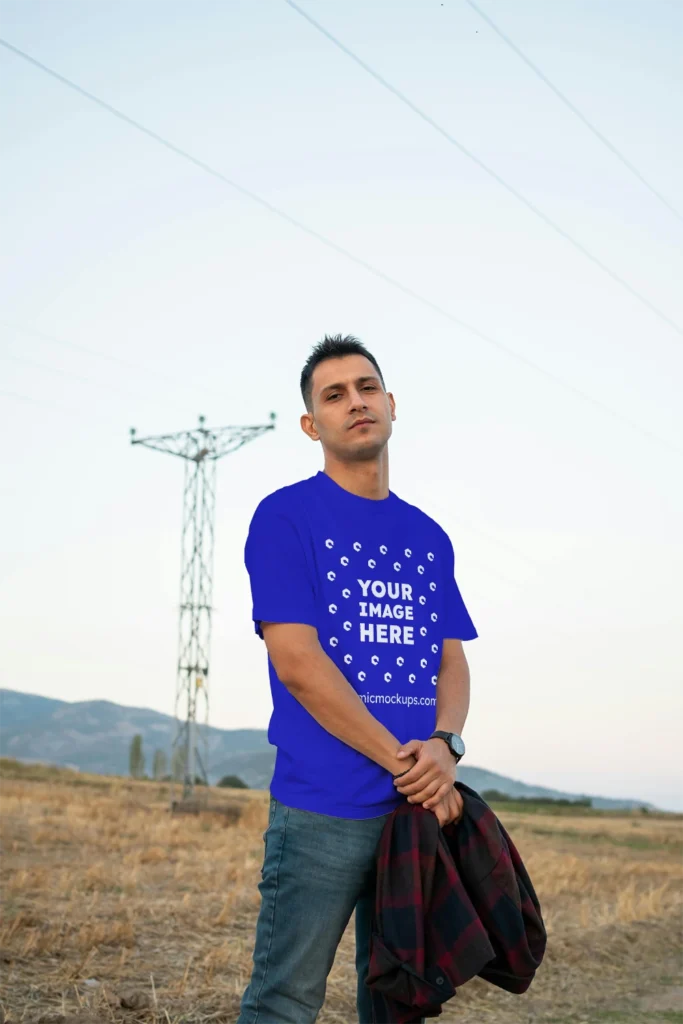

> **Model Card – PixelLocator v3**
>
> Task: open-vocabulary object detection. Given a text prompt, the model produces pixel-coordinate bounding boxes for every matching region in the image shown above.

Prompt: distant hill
[0,688,654,810]
[0,688,270,778]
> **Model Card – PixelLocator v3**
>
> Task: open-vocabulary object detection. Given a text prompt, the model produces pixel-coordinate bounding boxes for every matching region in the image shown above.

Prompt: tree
[482,789,510,802]
[129,734,145,778]
[152,749,168,781]
[217,774,248,789]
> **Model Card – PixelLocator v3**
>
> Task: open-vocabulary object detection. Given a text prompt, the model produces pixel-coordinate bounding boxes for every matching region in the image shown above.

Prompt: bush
[217,774,248,789]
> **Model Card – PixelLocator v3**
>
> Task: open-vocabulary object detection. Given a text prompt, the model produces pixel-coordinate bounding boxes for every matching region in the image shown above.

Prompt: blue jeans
[237,795,392,1024]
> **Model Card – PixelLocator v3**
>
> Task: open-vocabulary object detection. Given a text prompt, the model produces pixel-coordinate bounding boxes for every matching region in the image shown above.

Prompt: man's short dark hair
[300,334,385,411]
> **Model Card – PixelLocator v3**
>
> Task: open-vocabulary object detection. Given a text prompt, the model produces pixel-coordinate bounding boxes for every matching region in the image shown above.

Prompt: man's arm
[261,621,416,778]
[393,639,471,808]
[435,638,471,735]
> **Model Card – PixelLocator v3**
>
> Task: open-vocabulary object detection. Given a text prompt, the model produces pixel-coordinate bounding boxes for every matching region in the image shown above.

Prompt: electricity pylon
[130,413,276,803]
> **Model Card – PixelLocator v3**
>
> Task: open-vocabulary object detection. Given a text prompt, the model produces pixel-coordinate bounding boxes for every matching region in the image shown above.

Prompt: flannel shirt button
[436,976,444,985]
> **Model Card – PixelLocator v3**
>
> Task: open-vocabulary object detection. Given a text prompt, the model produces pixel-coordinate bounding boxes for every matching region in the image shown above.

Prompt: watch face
[450,733,466,757]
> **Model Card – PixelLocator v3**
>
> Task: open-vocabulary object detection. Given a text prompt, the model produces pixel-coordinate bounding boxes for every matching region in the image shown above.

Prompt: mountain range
[0,688,653,809]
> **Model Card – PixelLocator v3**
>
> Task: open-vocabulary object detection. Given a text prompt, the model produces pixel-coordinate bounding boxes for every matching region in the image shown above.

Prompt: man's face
[301,354,396,461]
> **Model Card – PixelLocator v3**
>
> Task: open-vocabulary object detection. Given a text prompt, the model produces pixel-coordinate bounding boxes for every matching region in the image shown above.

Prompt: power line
[0,386,552,604]
[283,0,683,337]
[4,351,546,583]
[0,320,235,403]
[0,389,77,415]
[1,350,187,411]
[421,495,556,591]
[4,350,124,390]
[452,518,542,570]
[455,556,526,590]
[4,356,541,590]
[1,37,681,459]
[429,504,545,571]
[464,0,683,224]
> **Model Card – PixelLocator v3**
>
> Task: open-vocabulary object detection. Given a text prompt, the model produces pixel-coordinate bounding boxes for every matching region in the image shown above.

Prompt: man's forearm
[435,652,471,735]
[283,650,414,777]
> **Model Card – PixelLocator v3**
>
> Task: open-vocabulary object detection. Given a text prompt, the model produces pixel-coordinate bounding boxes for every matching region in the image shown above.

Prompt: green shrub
[217,774,248,789]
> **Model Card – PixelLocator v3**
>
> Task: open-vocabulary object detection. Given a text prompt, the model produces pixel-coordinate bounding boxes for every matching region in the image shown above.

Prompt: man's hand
[393,738,457,810]
[431,787,464,828]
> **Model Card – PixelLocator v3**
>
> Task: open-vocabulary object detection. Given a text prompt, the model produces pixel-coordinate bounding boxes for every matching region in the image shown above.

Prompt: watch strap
[430,730,464,763]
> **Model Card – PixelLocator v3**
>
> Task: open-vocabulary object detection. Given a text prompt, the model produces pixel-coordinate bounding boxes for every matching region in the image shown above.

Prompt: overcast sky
[1,0,681,810]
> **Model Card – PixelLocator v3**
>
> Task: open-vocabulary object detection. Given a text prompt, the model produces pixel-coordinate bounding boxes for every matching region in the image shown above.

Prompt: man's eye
[363,385,376,391]
[328,394,340,400]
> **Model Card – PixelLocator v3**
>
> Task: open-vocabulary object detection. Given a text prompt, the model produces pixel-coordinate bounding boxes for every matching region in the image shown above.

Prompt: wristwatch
[430,730,465,764]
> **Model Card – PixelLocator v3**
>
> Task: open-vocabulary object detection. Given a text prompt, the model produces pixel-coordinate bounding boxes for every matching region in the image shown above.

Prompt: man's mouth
[350,418,374,429]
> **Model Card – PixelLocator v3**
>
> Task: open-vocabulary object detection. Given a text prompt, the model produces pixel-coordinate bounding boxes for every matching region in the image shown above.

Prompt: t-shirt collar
[315,470,396,515]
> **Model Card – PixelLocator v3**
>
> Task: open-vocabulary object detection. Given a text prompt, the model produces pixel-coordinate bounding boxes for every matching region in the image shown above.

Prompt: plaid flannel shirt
[366,781,547,1023]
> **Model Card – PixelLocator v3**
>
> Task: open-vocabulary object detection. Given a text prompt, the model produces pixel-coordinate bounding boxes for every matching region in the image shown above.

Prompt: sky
[1,0,681,810]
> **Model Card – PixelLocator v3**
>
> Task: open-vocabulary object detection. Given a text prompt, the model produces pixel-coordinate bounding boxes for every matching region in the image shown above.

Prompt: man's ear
[300,412,320,442]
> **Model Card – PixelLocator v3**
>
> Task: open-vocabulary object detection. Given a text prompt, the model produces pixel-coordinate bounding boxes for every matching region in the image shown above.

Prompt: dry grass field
[1,759,681,1024]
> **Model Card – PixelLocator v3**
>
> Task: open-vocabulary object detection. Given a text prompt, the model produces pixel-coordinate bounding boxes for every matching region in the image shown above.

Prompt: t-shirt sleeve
[244,498,318,640]
[442,531,478,641]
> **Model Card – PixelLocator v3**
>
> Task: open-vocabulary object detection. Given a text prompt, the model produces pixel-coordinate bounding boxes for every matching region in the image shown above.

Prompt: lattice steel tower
[130,413,276,802]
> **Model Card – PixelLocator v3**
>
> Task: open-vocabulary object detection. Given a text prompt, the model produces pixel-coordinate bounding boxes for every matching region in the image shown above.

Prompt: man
[237,334,478,1024]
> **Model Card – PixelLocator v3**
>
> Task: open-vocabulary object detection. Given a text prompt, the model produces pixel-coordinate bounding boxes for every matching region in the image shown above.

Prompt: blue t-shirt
[244,470,478,819]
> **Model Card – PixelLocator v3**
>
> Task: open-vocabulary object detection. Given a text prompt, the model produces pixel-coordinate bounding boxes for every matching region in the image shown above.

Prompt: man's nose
[348,389,368,409]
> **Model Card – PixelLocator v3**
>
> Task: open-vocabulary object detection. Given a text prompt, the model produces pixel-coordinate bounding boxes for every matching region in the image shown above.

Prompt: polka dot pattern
[319,536,444,691]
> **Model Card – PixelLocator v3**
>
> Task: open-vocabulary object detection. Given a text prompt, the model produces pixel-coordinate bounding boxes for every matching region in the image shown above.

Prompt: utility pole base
[170,797,206,816]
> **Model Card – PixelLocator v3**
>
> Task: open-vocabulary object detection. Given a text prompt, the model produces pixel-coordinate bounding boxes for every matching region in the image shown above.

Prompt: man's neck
[322,456,390,501]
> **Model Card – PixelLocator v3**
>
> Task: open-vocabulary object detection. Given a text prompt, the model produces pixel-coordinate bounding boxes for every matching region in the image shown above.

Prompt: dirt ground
[0,761,681,1023]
